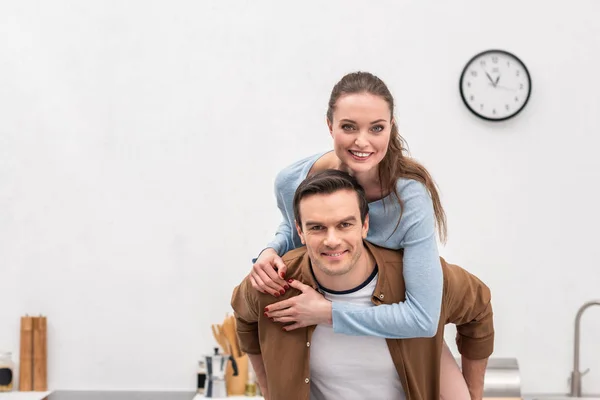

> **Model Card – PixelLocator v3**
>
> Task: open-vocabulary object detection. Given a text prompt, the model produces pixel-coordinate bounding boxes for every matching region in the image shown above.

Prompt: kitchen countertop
[0,393,526,400]
[0,392,531,400]
[43,392,198,400]
[0,392,262,400]
[7,390,600,400]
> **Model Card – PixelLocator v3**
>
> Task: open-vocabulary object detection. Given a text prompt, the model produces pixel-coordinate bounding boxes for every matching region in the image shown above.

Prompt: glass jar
[196,360,206,394]
[0,351,14,392]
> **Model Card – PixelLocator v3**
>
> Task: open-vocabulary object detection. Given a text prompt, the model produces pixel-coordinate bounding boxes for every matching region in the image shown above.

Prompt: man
[231,170,494,400]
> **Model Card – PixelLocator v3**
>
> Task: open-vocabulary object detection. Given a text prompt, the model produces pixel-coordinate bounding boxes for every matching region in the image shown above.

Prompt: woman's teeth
[350,150,371,158]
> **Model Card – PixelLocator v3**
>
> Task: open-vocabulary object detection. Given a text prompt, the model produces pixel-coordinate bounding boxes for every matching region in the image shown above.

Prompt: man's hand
[461,356,488,400]
[264,279,332,331]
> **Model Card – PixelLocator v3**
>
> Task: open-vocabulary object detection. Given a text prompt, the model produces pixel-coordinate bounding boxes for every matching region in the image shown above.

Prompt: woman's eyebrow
[339,118,386,124]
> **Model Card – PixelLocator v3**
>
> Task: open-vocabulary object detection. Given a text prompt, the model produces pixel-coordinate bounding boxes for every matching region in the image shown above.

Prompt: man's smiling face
[296,189,369,277]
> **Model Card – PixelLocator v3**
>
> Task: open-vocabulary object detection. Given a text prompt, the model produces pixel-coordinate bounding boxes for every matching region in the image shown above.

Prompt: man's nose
[324,230,342,247]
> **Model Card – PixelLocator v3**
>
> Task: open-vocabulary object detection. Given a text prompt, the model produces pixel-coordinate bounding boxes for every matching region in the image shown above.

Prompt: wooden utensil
[218,325,229,353]
[222,316,241,358]
[211,324,228,353]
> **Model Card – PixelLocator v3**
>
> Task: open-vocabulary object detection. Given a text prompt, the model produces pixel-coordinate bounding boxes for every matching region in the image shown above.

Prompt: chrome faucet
[570,300,600,397]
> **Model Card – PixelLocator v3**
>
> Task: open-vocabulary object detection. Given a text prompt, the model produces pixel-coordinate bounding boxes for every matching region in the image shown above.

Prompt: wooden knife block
[225,354,248,396]
[19,316,47,391]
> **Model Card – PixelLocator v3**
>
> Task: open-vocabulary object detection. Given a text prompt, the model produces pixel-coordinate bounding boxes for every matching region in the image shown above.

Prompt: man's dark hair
[293,169,369,229]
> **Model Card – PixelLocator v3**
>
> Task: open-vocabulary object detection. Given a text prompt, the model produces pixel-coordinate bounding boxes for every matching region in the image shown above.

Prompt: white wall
[1,0,599,395]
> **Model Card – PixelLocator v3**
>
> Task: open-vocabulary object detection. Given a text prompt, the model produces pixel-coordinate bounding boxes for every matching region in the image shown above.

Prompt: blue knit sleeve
[265,218,293,257]
[331,181,443,338]
[254,169,296,262]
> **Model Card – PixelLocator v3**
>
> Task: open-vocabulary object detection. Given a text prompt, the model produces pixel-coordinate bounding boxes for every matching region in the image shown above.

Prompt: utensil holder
[225,354,248,395]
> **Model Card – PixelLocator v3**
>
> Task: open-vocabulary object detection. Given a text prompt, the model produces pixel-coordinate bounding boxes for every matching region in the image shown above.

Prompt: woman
[250,71,470,398]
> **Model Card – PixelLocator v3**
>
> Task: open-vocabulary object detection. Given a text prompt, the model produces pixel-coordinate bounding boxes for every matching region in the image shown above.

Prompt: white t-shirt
[309,267,406,400]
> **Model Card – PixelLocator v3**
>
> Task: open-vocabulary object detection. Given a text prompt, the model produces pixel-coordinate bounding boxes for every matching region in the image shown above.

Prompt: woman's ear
[327,118,333,137]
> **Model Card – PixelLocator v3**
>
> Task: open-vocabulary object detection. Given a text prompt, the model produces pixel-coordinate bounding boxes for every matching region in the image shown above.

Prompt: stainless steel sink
[456,357,522,397]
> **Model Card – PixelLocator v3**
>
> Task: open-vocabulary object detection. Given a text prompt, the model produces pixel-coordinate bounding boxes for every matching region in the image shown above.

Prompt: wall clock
[459,49,532,121]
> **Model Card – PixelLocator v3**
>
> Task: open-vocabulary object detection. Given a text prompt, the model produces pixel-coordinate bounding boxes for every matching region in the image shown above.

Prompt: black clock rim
[459,49,532,122]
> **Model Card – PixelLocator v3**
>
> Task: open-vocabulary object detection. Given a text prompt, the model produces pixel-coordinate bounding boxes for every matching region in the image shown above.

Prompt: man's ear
[362,214,369,239]
[296,221,305,244]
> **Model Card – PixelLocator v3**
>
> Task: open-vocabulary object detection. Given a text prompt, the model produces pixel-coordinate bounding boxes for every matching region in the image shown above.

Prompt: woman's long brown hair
[326,71,447,243]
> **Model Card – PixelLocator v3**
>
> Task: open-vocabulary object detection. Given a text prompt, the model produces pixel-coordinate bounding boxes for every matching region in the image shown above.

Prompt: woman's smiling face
[328,92,393,175]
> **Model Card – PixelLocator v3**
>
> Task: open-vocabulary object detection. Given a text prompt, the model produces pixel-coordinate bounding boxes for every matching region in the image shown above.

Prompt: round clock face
[459,50,532,121]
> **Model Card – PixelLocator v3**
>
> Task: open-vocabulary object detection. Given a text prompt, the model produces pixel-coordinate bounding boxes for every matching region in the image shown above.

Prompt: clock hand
[495,75,500,85]
[488,83,516,91]
[484,71,496,87]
